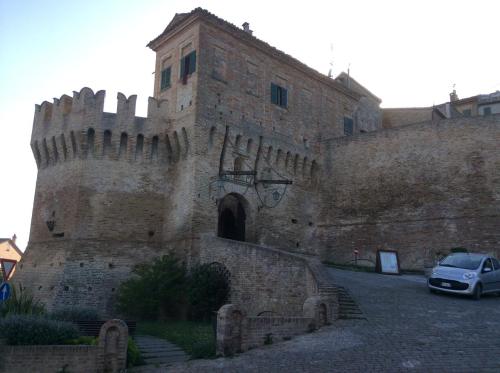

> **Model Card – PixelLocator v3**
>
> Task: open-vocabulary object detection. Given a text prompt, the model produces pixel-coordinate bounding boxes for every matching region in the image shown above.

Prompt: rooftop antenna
[347,63,351,88]
[327,43,334,78]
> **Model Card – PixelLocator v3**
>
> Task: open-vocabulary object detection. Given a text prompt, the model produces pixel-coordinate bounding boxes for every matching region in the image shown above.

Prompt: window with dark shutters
[180,51,196,84]
[160,67,171,90]
[270,82,288,108]
[344,117,354,136]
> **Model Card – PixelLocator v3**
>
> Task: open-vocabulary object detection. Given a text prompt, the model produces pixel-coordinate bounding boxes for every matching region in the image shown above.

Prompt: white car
[428,252,500,300]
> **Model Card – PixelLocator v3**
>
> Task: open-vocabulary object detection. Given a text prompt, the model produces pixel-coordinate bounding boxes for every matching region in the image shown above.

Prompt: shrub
[187,263,230,321]
[64,336,97,345]
[117,255,187,319]
[127,337,145,367]
[191,339,215,359]
[0,315,78,345]
[0,284,45,318]
[51,307,100,322]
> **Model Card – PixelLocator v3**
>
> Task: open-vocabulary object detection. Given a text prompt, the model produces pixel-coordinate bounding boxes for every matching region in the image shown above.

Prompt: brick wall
[197,235,319,316]
[0,345,99,373]
[318,115,500,270]
[382,107,433,128]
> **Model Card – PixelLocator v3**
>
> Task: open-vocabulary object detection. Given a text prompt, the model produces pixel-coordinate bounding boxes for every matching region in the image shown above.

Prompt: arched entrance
[217,193,247,241]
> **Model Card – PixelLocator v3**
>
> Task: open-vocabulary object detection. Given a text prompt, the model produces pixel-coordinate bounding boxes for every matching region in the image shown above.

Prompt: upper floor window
[180,51,196,84]
[160,67,171,90]
[271,83,288,108]
[344,117,354,136]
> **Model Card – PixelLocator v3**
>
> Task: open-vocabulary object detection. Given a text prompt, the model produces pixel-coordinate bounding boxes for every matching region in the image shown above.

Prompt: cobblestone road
[169,268,500,372]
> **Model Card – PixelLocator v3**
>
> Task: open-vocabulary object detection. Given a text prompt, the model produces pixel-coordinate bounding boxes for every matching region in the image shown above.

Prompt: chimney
[450,89,459,102]
[242,22,253,35]
[11,233,16,243]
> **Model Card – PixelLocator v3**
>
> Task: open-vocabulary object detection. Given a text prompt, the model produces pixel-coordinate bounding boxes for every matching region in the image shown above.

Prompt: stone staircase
[131,335,189,371]
[336,286,365,320]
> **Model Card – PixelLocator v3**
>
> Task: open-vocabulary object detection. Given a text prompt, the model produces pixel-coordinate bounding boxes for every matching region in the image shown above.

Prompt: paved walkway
[128,335,188,372]
[166,268,500,372]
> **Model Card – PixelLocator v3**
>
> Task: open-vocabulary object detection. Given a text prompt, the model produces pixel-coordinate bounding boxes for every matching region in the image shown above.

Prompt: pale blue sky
[1,0,499,249]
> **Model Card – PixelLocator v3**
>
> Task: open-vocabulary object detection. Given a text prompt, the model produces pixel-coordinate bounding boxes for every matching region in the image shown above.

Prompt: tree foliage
[117,255,187,319]
[187,263,230,321]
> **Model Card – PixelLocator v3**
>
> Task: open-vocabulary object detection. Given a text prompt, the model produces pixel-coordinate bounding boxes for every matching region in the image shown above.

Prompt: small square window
[344,117,354,136]
[483,107,492,116]
[271,83,288,108]
[160,67,171,90]
[462,109,471,117]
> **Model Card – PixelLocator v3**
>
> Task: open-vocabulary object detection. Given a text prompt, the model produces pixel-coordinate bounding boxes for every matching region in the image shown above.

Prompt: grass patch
[323,261,375,273]
[137,320,215,359]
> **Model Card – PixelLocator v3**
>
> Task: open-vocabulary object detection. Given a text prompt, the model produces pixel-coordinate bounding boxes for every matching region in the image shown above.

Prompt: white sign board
[378,251,399,274]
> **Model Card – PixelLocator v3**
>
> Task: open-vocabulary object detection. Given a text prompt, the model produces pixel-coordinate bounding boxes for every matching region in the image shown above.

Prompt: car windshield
[439,254,483,270]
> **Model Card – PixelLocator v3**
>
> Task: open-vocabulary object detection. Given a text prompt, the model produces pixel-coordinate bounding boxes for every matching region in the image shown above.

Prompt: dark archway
[218,193,247,241]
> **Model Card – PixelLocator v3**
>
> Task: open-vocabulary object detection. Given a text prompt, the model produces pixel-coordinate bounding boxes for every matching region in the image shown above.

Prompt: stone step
[141,350,187,359]
[143,356,188,365]
[134,334,189,365]
[139,346,184,353]
[137,343,182,349]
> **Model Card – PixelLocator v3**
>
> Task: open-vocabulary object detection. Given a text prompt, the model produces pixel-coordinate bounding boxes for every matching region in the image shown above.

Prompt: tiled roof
[147,8,361,100]
[0,238,23,256]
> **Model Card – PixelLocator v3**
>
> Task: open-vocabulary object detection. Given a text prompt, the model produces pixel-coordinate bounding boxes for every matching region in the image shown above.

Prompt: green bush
[127,337,145,367]
[117,255,187,319]
[0,315,78,345]
[64,336,97,345]
[0,284,45,318]
[51,307,101,322]
[191,339,215,359]
[187,263,230,321]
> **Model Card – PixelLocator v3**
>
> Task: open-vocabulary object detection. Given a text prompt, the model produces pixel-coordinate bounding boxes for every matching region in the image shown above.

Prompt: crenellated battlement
[208,124,321,186]
[31,88,191,169]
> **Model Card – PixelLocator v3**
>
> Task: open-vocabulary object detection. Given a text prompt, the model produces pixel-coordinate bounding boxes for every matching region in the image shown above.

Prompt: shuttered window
[160,67,171,90]
[344,117,354,136]
[180,51,197,83]
[271,83,288,108]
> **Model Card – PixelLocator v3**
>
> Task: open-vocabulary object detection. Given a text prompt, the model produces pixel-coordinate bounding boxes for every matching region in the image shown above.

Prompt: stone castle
[15,8,500,316]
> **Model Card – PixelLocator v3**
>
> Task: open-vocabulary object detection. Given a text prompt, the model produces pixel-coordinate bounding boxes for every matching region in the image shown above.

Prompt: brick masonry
[13,8,500,316]
[317,115,500,269]
[0,319,128,373]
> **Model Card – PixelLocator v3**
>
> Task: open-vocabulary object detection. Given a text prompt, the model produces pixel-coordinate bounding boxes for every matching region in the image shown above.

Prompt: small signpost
[376,250,400,275]
[0,282,11,302]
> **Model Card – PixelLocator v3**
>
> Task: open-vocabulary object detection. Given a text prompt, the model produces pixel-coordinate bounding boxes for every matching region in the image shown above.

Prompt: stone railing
[0,319,128,373]
[216,295,336,356]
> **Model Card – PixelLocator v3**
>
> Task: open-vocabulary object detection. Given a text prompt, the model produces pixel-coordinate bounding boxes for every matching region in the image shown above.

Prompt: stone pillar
[98,319,128,373]
[303,296,333,330]
[216,304,245,356]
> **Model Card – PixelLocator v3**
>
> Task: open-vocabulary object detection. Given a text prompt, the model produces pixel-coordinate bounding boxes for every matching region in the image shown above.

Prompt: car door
[481,258,496,292]
[491,258,500,292]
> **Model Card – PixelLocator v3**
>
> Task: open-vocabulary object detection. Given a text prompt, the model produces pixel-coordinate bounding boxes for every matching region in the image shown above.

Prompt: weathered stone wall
[216,297,335,355]
[318,115,500,270]
[0,319,128,373]
[382,107,432,128]
[190,17,368,253]
[18,86,196,315]
[0,345,99,373]
[197,235,319,316]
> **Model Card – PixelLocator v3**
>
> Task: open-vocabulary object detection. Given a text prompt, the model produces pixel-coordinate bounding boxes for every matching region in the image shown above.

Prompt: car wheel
[472,284,482,301]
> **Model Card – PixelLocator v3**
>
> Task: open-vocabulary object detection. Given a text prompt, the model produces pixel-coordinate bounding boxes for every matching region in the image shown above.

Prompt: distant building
[0,235,22,280]
[383,89,500,128]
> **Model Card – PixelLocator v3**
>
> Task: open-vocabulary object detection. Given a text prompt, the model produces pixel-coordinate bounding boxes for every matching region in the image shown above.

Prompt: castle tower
[15,8,374,315]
